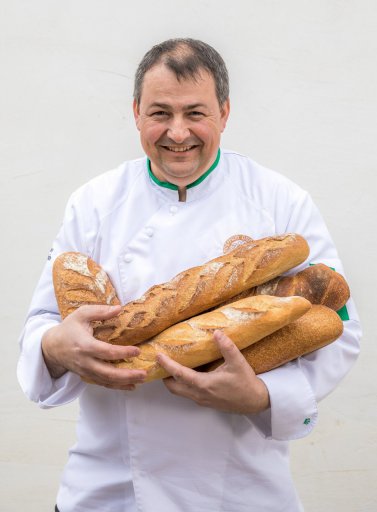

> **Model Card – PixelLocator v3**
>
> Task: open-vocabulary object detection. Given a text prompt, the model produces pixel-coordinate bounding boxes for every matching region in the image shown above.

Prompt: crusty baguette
[53,252,120,318]
[204,305,343,374]
[115,295,311,381]
[92,233,309,345]
[220,264,350,311]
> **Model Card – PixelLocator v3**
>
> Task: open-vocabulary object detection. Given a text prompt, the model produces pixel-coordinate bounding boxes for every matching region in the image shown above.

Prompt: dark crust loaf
[92,233,310,345]
[53,252,120,318]
[203,305,344,374]
[221,264,350,312]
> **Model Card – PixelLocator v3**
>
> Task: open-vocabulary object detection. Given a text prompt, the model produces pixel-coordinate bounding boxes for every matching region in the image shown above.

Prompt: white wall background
[1,1,376,510]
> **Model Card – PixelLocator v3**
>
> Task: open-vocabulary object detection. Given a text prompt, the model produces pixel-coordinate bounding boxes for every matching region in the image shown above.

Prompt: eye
[189,111,204,117]
[151,111,169,117]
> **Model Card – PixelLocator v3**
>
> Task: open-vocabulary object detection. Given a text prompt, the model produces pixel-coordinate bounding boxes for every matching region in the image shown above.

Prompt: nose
[167,116,190,143]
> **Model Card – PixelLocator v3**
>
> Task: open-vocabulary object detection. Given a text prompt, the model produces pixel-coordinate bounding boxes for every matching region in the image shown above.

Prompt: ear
[133,99,141,130]
[220,98,230,132]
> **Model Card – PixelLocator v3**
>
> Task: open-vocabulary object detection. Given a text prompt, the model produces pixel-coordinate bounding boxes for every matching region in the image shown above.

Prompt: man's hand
[41,305,147,390]
[157,330,270,414]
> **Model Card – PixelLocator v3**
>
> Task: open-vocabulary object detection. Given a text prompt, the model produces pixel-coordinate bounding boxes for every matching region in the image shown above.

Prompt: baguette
[115,295,311,381]
[52,252,120,318]
[204,305,343,374]
[220,264,350,311]
[92,233,309,345]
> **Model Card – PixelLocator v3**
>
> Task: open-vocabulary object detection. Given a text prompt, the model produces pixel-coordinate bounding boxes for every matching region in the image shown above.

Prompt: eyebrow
[148,102,207,110]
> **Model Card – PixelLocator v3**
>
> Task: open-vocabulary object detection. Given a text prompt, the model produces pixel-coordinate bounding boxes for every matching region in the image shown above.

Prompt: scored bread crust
[204,304,344,374]
[114,295,311,381]
[220,263,350,312]
[252,263,349,311]
[92,233,310,345]
[53,252,120,318]
[51,243,349,384]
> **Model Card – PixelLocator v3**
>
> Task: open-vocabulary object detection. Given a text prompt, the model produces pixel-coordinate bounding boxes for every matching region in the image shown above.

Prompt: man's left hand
[156,330,270,414]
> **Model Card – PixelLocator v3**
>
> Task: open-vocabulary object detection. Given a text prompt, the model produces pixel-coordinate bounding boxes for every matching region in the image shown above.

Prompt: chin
[162,165,199,180]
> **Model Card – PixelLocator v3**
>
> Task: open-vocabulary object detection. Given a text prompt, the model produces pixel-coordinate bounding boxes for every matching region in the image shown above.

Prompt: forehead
[139,64,218,106]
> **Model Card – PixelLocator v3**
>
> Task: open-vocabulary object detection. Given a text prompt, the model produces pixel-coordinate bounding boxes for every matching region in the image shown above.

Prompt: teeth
[165,146,194,152]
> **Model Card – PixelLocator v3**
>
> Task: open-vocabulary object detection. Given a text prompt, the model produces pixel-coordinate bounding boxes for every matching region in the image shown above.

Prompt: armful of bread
[114,295,311,381]
[52,233,350,384]
[53,233,310,345]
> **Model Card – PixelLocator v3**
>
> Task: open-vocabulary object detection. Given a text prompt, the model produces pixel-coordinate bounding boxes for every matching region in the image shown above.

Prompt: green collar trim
[147,149,221,191]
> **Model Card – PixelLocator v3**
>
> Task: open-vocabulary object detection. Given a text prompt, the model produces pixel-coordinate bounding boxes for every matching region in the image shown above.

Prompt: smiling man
[133,53,230,196]
[133,40,230,201]
[18,39,360,512]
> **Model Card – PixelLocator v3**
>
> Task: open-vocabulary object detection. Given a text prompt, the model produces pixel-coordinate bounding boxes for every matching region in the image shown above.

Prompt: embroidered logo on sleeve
[303,418,311,425]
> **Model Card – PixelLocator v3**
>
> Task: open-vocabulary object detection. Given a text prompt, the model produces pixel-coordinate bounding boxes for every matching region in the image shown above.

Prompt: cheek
[193,122,222,143]
[141,124,165,146]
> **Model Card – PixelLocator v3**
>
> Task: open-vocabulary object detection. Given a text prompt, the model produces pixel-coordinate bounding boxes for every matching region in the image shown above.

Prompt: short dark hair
[134,38,229,107]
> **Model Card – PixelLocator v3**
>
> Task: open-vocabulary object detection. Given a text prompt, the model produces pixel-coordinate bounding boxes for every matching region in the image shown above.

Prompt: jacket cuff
[17,321,85,408]
[254,362,318,440]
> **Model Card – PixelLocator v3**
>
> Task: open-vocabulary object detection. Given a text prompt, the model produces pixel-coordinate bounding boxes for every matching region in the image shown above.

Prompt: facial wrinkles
[157,134,201,151]
[155,110,218,153]
[154,115,201,151]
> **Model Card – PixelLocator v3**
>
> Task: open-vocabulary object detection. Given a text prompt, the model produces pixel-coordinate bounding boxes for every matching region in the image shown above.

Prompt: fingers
[156,353,207,401]
[85,360,147,389]
[73,304,122,323]
[157,353,198,384]
[213,330,250,370]
[74,337,147,386]
[157,354,234,411]
[86,338,141,361]
[43,310,148,390]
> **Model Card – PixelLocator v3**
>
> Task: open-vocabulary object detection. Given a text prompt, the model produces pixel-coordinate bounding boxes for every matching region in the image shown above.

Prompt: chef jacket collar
[146,149,221,202]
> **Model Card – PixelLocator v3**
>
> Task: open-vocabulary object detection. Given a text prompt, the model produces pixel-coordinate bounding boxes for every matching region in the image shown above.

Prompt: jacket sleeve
[17,189,94,408]
[248,189,361,440]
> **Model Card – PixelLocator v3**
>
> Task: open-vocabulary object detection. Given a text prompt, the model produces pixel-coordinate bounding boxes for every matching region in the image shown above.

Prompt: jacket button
[124,253,133,263]
[169,205,178,214]
[145,227,154,237]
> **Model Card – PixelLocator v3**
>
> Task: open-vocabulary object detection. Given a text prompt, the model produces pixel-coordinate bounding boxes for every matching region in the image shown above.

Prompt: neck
[146,148,221,193]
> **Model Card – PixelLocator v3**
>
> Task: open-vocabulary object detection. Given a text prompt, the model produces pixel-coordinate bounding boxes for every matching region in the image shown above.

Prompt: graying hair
[134,38,229,107]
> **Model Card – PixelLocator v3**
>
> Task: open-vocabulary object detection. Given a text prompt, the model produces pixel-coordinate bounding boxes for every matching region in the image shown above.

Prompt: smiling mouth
[161,145,198,153]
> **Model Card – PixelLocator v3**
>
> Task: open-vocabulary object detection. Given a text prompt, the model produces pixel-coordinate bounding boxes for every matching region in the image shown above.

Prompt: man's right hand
[41,305,147,390]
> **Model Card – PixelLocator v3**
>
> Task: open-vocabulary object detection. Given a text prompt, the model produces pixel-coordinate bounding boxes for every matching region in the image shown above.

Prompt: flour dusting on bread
[63,253,91,277]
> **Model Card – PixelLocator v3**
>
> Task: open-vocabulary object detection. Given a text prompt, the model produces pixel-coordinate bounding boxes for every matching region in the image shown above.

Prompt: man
[18,38,361,512]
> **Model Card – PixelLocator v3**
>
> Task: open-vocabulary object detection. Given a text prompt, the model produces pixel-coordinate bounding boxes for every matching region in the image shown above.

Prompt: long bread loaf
[90,233,309,345]
[220,264,350,312]
[115,295,311,381]
[53,254,347,321]
[204,305,343,374]
[53,252,120,318]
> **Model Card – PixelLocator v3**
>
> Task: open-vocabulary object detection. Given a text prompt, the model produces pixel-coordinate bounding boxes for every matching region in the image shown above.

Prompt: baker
[18,38,361,512]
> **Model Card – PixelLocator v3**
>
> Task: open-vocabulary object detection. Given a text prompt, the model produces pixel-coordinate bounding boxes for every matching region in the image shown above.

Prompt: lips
[162,145,198,152]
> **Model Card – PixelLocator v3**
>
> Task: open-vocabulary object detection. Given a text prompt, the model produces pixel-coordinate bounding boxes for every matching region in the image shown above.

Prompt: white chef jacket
[18,149,361,512]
